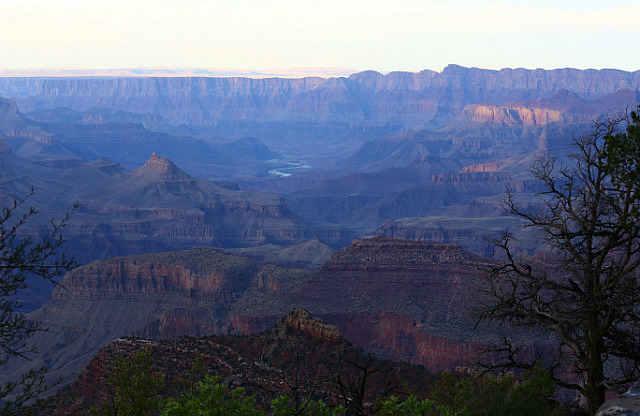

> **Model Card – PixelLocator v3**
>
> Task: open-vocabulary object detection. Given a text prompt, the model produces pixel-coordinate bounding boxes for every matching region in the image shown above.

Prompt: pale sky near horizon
[1,0,638,76]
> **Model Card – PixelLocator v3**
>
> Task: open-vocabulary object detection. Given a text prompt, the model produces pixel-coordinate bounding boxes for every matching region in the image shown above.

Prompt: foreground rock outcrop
[49,309,431,415]
[596,383,640,416]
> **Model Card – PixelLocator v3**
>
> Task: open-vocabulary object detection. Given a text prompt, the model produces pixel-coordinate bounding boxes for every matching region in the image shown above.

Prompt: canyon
[5,238,503,395]
[1,67,639,411]
[1,69,638,248]
[0,134,353,263]
[1,68,637,305]
[1,67,639,162]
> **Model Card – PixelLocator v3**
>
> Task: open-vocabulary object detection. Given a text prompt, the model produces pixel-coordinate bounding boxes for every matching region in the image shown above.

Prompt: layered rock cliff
[8,238,500,393]
[448,88,640,129]
[231,237,497,372]
[1,67,638,128]
[373,216,541,257]
[460,104,571,126]
[7,238,550,398]
[7,248,309,390]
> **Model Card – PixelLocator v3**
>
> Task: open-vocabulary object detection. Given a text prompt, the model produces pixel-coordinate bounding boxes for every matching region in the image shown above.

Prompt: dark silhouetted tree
[333,347,397,416]
[477,108,640,415]
[0,193,76,414]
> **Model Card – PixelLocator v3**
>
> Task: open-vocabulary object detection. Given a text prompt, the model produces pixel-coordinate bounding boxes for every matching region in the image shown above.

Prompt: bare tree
[332,347,397,416]
[0,193,76,413]
[477,109,640,415]
[241,336,334,414]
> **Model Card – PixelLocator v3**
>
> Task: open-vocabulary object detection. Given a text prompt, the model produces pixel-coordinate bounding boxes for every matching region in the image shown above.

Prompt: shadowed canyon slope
[50,309,432,415]
[5,238,509,393]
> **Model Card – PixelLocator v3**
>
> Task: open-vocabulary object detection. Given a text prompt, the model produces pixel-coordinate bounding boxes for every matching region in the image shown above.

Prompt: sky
[1,0,638,76]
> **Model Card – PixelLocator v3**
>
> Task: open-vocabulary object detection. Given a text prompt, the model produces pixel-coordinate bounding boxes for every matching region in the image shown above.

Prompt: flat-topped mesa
[286,237,490,370]
[52,248,257,301]
[280,308,342,343]
[137,152,190,181]
[320,236,475,272]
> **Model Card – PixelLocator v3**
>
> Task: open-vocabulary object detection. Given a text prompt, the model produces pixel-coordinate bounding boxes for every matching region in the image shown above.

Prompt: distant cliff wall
[1,66,638,129]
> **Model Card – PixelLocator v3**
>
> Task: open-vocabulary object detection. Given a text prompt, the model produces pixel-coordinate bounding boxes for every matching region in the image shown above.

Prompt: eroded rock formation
[8,237,546,399]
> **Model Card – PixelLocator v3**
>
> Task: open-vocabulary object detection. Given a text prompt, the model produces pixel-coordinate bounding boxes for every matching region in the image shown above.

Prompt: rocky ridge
[49,308,432,414]
[282,307,342,342]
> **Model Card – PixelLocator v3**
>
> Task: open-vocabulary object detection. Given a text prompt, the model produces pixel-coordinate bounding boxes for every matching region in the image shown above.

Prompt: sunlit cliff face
[463,105,567,125]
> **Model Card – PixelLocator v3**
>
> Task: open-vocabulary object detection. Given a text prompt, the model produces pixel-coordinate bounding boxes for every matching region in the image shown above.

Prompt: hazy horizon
[2,1,639,73]
[1,63,638,79]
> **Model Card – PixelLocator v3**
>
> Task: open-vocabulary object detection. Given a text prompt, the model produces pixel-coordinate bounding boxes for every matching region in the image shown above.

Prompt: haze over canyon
[1,65,639,413]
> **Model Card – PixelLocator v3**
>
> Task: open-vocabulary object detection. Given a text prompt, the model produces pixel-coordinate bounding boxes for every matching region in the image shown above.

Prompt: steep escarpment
[459,104,571,126]
[298,237,483,321]
[2,67,638,127]
[449,88,640,128]
[0,96,24,128]
[53,249,258,301]
[6,248,311,390]
[0,96,53,147]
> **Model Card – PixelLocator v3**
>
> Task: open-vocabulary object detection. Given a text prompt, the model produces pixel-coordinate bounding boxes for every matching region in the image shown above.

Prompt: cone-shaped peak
[137,153,190,181]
